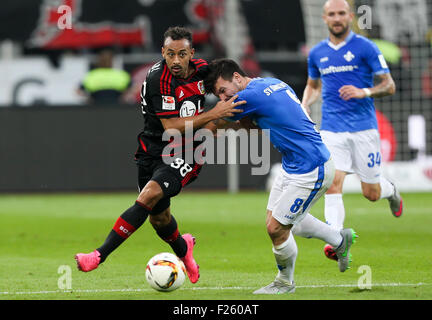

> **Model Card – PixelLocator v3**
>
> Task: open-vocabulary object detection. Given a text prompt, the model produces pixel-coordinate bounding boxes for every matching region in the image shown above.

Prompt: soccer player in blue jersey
[204,58,358,294]
[302,0,403,261]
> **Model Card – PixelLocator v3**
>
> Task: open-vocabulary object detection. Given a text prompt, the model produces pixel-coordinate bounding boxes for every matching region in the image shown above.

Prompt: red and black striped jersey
[137,58,209,156]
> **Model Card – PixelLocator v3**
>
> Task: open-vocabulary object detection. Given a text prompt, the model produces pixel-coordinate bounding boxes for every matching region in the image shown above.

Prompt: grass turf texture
[0,191,431,300]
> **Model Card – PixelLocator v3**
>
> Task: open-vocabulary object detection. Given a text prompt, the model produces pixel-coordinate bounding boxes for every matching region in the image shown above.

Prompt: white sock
[324,194,345,230]
[379,176,395,199]
[292,213,343,247]
[273,233,297,284]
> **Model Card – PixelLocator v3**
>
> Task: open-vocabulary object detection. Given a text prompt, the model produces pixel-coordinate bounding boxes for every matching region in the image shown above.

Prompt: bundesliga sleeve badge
[197,80,205,95]
[162,96,176,110]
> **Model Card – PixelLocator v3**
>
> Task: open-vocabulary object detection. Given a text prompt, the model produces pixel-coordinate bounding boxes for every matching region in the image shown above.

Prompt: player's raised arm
[160,95,245,134]
[301,77,322,115]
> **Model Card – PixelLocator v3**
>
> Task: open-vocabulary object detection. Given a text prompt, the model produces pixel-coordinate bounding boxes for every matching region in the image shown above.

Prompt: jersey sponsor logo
[179,100,197,117]
[163,182,170,188]
[319,64,358,75]
[343,50,355,62]
[162,95,176,110]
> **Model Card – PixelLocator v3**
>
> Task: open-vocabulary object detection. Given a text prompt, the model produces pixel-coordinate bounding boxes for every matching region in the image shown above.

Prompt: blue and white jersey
[308,31,390,132]
[231,77,330,174]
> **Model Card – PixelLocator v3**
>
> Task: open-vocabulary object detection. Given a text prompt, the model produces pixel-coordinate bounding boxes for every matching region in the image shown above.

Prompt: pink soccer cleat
[75,250,101,272]
[180,234,200,283]
[388,183,403,218]
[324,244,338,261]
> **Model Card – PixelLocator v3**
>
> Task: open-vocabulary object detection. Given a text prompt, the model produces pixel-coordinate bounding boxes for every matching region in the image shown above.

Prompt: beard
[170,66,184,78]
[328,23,350,38]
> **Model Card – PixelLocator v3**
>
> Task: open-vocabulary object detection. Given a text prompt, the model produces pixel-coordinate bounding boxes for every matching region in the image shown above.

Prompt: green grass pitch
[0,191,431,300]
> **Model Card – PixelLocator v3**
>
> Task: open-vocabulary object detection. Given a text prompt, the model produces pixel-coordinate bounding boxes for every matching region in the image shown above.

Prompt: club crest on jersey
[197,80,205,94]
[343,51,355,62]
[179,100,196,117]
[162,95,176,110]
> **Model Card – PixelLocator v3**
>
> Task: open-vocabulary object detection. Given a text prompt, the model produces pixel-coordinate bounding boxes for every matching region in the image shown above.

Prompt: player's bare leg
[360,182,381,202]
[361,179,403,217]
[323,172,402,263]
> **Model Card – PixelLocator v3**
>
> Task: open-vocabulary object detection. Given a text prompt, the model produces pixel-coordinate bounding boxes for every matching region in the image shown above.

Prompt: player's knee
[266,217,289,241]
[327,179,343,194]
[327,172,345,194]
[266,223,291,245]
[137,181,164,208]
[266,222,279,237]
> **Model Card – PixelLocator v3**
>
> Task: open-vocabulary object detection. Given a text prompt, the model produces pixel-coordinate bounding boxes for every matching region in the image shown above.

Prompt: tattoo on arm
[371,73,396,98]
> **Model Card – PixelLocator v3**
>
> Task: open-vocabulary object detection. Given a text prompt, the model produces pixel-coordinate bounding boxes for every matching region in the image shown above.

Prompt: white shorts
[267,159,335,226]
[320,129,381,184]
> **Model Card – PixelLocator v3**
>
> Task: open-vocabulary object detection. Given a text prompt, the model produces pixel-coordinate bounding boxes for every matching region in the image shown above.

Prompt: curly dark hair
[163,26,193,47]
[204,58,247,94]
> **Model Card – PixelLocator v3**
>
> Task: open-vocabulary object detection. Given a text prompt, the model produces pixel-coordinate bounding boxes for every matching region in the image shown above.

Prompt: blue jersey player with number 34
[302,0,403,262]
[204,58,358,294]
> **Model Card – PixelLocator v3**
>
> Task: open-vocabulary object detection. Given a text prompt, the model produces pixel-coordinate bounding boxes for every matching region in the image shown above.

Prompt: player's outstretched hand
[210,95,246,119]
[339,85,367,101]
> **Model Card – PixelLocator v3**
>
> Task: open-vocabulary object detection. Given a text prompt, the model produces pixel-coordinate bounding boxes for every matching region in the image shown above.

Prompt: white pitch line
[0,282,427,296]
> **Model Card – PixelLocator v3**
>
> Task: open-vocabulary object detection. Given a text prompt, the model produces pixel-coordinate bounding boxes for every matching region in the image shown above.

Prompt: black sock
[155,215,187,258]
[97,201,151,263]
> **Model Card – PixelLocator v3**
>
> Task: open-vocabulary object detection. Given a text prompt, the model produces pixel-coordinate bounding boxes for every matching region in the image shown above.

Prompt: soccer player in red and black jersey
[75,26,244,283]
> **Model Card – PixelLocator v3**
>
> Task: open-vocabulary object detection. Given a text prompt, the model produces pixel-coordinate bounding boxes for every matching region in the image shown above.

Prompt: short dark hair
[163,26,193,47]
[204,59,247,94]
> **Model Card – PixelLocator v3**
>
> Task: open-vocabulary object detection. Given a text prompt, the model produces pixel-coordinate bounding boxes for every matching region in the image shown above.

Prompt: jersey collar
[246,77,261,88]
[326,31,355,51]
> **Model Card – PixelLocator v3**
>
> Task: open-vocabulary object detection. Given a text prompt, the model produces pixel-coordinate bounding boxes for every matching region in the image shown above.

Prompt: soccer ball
[145,252,186,292]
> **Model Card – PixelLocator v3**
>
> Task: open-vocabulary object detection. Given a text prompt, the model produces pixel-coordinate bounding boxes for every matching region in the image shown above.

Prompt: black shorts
[136,136,203,214]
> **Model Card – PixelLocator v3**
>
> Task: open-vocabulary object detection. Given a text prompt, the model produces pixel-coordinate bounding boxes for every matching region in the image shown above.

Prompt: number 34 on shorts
[170,158,193,177]
[367,152,381,168]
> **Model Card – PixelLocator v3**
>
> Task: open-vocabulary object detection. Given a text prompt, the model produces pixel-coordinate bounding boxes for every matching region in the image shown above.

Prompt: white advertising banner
[0,57,88,106]
[343,160,432,193]
[268,160,432,193]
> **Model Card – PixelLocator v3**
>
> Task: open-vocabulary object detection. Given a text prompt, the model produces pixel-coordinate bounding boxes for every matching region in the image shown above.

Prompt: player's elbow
[388,81,396,95]
[383,76,396,96]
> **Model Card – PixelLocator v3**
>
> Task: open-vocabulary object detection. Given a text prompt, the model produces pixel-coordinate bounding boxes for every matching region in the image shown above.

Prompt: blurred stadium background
[0,0,431,194]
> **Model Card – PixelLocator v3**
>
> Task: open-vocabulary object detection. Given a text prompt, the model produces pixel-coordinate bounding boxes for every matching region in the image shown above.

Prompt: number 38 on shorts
[170,158,193,177]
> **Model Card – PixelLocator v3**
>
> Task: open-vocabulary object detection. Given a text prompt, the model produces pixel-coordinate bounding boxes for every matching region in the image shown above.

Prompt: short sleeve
[144,74,179,119]
[364,40,390,75]
[307,51,321,80]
